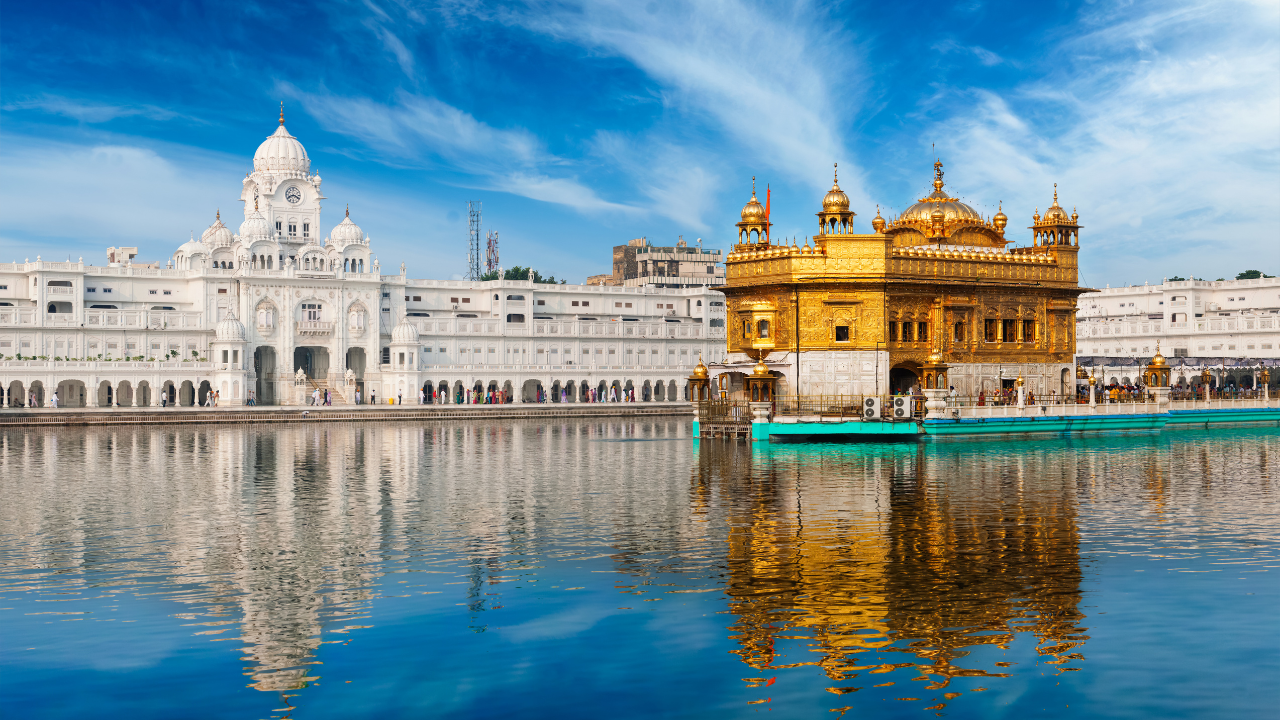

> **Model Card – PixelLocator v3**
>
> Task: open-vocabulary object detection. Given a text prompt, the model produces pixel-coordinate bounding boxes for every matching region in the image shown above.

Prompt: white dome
[215,311,246,341]
[391,317,420,344]
[239,209,270,240]
[330,207,364,246]
[254,124,310,175]
[200,211,234,247]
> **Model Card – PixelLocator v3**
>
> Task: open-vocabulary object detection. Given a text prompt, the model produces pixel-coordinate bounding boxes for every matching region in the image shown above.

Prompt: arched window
[758,320,770,338]
[358,259,364,273]
[344,259,350,272]
[48,303,56,314]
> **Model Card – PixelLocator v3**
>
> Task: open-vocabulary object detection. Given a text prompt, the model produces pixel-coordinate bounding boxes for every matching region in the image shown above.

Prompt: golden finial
[279,102,285,126]
[933,159,945,192]
[216,209,220,221]
[1053,183,1058,204]
[254,197,259,211]
[345,204,349,217]
[751,176,756,197]
[833,162,838,185]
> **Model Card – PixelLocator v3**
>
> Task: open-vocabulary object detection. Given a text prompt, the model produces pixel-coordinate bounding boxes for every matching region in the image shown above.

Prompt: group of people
[975,387,1037,406]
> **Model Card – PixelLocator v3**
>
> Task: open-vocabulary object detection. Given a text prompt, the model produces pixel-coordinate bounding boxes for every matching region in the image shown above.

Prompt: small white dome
[215,311,246,341]
[239,209,270,240]
[201,211,234,247]
[391,317,420,344]
[254,123,310,175]
[330,206,364,246]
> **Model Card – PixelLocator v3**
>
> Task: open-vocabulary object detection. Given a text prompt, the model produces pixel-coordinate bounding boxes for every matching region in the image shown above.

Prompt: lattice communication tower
[466,201,482,281]
[485,231,499,274]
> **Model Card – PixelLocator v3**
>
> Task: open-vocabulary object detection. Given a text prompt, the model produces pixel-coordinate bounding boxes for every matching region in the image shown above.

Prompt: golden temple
[714,161,1088,397]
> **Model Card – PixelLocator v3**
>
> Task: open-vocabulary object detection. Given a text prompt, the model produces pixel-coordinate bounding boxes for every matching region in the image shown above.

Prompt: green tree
[497,265,563,283]
[1236,269,1274,280]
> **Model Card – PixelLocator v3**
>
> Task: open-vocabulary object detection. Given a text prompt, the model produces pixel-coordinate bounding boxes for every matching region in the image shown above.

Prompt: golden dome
[822,163,850,212]
[1148,342,1169,368]
[993,202,1008,231]
[871,205,886,233]
[692,355,709,379]
[740,177,767,223]
[895,161,984,227]
[1041,184,1071,222]
[752,359,770,377]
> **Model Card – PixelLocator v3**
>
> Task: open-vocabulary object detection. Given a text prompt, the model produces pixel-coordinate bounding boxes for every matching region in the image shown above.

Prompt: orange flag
[765,185,771,240]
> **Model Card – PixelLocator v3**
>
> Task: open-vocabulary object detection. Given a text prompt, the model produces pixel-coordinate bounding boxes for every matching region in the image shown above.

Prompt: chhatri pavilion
[710,161,1087,399]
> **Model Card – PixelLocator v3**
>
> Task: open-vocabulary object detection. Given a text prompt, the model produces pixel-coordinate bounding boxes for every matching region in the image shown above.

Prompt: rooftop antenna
[486,230,500,274]
[466,201,482,281]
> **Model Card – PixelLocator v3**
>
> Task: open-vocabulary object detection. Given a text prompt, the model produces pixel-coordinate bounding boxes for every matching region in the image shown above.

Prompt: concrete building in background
[594,237,725,289]
[1074,276,1280,389]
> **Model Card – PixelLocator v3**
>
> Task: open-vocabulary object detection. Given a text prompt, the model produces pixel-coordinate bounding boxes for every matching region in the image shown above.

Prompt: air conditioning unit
[862,397,881,419]
[892,396,914,418]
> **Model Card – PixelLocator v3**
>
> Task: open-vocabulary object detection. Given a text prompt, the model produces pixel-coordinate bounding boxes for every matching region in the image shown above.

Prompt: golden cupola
[736,177,770,245]
[817,163,855,235]
[1031,184,1080,247]
[871,205,886,233]
[882,160,1007,248]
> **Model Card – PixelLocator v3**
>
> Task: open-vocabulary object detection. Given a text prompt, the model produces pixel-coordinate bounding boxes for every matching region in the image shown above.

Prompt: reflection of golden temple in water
[696,442,1088,688]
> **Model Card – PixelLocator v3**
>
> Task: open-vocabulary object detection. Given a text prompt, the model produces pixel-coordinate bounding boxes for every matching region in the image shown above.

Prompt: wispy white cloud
[3,94,189,123]
[925,0,1280,282]
[281,83,638,215]
[495,0,862,192]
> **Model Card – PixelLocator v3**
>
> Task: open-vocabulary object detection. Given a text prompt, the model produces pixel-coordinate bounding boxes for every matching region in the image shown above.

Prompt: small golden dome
[993,202,1008,231]
[752,359,770,377]
[1042,185,1070,222]
[1148,342,1168,368]
[822,163,850,212]
[871,205,886,233]
[692,355,709,379]
[741,177,767,223]
[931,205,945,223]
[1076,365,1088,379]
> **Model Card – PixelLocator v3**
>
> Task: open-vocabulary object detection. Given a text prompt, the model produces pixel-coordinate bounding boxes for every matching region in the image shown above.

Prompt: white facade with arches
[0,117,726,407]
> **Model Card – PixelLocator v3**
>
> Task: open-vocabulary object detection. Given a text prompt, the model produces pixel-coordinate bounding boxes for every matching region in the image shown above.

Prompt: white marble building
[1075,276,1280,388]
[0,117,726,407]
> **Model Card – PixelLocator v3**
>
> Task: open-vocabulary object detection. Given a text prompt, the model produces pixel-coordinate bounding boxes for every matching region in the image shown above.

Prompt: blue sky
[1,0,1277,286]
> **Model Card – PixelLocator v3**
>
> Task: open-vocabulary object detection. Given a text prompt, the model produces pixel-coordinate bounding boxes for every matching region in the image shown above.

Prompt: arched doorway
[550,380,562,402]
[97,381,113,407]
[179,380,195,406]
[294,346,330,381]
[136,380,151,407]
[28,381,44,406]
[117,381,134,407]
[889,365,919,395]
[642,380,652,401]
[198,380,212,406]
[1060,368,1071,397]
[8,381,25,407]
[57,380,87,408]
[255,346,277,405]
[502,380,514,403]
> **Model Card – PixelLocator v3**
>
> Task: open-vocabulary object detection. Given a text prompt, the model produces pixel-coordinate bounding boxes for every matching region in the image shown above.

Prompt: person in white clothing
[51,391,59,408]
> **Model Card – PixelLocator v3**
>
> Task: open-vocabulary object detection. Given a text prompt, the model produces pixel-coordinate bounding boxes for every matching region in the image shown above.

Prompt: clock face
[285,186,302,204]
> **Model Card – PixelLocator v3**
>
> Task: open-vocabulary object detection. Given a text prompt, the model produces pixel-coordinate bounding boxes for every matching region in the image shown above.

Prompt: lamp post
[1262,367,1271,402]
[1200,367,1212,402]
[1088,371,1097,407]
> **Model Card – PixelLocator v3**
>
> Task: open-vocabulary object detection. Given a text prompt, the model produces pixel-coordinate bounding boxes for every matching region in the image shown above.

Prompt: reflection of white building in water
[0,115,726,407]
[1075,277,1280,389]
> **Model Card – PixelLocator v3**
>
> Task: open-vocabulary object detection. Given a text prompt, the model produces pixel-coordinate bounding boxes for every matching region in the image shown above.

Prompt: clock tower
[242,108,326,260]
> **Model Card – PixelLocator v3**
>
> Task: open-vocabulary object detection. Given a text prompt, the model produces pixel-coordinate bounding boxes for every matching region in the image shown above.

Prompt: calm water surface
[1,421,1277,719]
